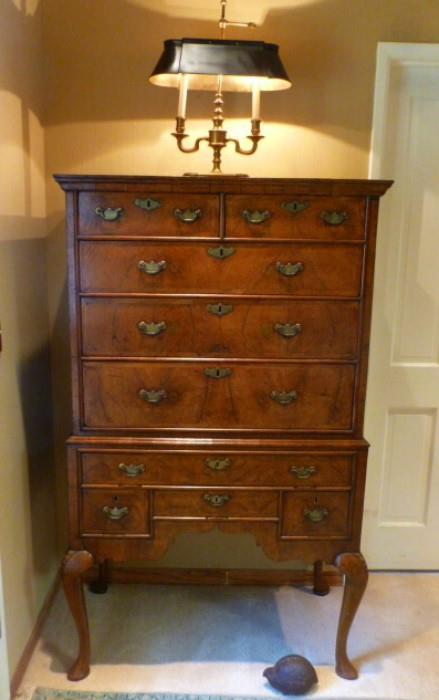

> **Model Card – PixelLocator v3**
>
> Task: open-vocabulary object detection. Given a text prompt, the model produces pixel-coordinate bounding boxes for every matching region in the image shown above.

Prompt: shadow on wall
[0,233,56,621]
[44,216,71,548]
[0,0,45,121]
[12,236,55,574]
[0,0,58,614]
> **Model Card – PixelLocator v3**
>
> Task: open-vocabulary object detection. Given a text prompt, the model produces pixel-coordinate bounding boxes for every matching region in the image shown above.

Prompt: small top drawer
[226,195,366,240]
[78,192,220,237]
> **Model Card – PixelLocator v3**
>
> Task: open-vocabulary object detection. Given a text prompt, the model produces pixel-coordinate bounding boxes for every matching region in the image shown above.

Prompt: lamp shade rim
[149,37,291,92]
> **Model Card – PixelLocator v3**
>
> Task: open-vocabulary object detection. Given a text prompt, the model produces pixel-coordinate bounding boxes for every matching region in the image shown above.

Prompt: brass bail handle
[137,321,167,336]
[102,505,129,521]
[118,463,146,478]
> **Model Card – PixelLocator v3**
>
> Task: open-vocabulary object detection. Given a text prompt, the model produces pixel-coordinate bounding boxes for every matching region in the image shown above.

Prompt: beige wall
[0,0,58,679]
[43,1,439,566]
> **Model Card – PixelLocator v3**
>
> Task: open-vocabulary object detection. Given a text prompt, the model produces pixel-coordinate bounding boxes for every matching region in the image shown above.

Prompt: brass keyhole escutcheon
[203,493,230,507]
[204,367,232,379]
[134,197,161,211]
[208,245,235,260]
[207,303,233,317]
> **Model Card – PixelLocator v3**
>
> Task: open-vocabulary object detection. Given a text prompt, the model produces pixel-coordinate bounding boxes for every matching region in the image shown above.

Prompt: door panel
[364,43,439,568]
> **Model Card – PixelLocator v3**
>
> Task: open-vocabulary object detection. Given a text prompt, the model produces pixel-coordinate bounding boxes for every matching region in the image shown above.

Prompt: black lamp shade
[149,38,291,92]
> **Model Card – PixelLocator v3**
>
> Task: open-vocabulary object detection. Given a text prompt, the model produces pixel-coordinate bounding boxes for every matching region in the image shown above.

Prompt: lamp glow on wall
[149,0,291,175]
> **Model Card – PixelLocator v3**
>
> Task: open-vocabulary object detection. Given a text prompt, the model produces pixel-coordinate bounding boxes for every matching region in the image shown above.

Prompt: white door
[0,560,10,700]
[363,43,439,568]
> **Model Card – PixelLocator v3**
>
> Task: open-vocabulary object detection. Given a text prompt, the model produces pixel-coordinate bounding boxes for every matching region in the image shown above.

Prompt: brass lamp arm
[173,133,209,154]
[227,135,264,156]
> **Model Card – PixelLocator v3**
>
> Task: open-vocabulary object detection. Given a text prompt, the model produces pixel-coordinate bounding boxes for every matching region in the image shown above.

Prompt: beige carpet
[16,573,439,700]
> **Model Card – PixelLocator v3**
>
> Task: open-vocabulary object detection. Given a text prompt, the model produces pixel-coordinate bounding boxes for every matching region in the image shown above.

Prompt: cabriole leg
[62,549,94,681]
[334,552,368,679]
[313,560,330,596]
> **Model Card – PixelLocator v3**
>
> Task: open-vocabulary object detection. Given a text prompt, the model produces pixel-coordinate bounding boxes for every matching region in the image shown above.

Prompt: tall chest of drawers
[56,174,391,682]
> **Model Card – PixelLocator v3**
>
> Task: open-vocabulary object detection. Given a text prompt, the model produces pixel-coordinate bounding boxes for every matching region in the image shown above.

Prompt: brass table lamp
[149,0,291,174]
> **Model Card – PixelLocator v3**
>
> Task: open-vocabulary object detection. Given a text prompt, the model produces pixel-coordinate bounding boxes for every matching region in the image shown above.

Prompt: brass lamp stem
[209,83,227,173]
[170,1,263,174]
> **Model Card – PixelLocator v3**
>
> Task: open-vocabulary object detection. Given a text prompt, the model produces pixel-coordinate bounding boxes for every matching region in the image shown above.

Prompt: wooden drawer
[79,241,363,297]
[80,450,355,488]
[82,361,356,431]
[226,195,366,240]
[154,488,278,520]
[81,488,151,535]
[280,491,351,538]
[81,297,360,360]
[78,192,219,237]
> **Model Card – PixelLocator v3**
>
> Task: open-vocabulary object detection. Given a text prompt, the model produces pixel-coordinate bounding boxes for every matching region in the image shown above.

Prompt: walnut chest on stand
[55,174,391,681]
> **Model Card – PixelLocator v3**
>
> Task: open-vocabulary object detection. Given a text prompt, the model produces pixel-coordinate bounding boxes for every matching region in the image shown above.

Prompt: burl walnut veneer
[55,174,391,682]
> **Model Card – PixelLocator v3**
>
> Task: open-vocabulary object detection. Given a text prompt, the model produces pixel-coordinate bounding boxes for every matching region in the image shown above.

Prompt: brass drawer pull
[134,197,161,211]
[137,321,167,336]
[321,210,348,226]
[290,465,316,479]
[139,388,167,404]
[174,207,202,223]
[274,322,302,338]
[204,367,232,379]
[281,200,309,215]
[118,463,146,478]
[205,457,231,471]
[138,259,167,275]
[304,506,328,523]
[207,303,233,317]
[203,493,230,507]
[208,245,235,260]
[242,209,271,225]
[102,505,129,521]
[95,207,123,221]
[276,261,304,277]
[271,390,298,406]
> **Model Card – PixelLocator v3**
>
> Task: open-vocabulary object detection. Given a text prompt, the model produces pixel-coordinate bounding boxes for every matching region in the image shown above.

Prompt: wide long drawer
[81,297,360,360]
[79,241,363,297]
[81,361,356,431]
[80,450,355,487]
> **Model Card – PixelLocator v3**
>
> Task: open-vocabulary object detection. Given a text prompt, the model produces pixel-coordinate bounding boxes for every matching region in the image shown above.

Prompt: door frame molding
[369,42,439,178]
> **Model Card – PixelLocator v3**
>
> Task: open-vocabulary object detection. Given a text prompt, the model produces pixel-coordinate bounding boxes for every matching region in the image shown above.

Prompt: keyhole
[113,495,119,503]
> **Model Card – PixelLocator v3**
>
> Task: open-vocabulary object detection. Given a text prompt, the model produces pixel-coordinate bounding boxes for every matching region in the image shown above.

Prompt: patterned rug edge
[31,689,404,700]
[32,691,280,700]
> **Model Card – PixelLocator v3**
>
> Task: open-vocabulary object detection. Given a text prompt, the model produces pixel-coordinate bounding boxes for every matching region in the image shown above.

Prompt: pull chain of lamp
[149,0,291,174]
